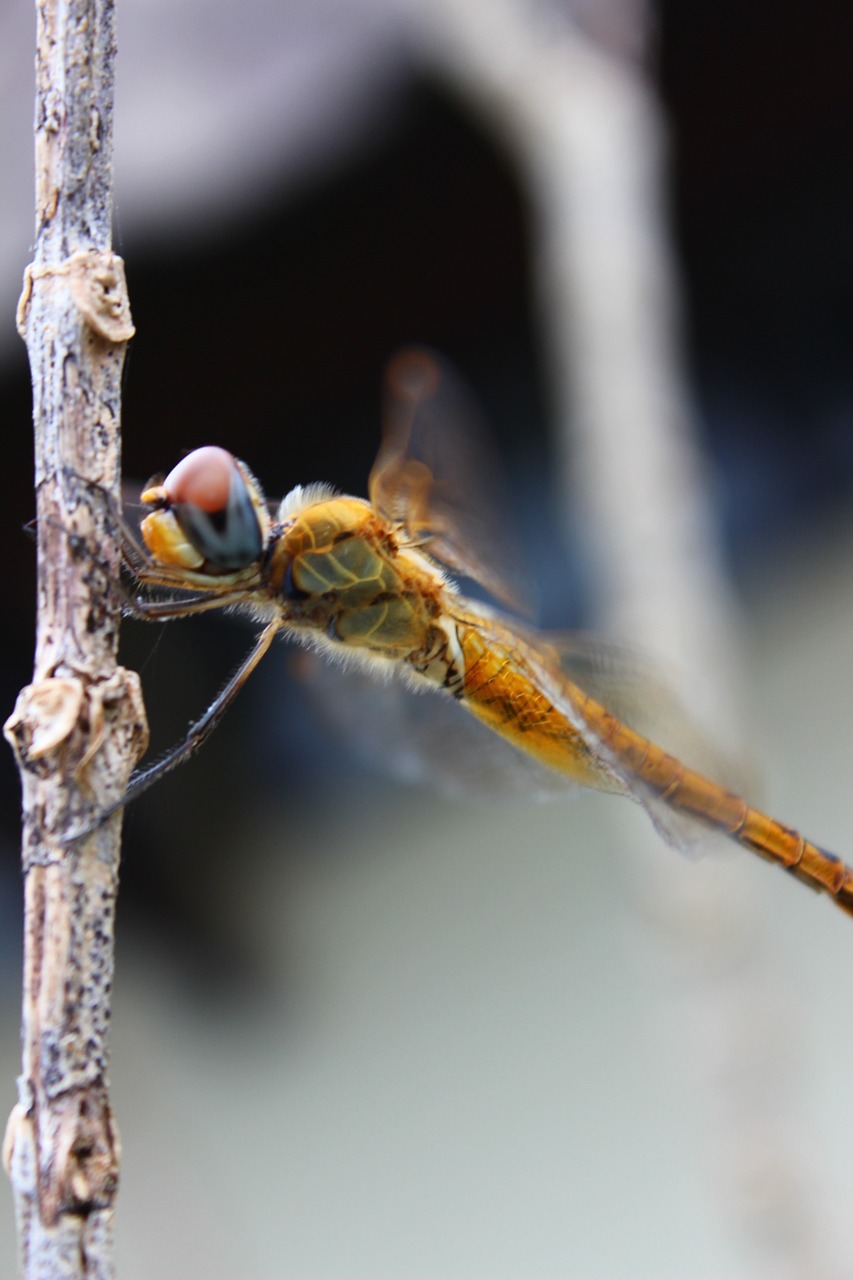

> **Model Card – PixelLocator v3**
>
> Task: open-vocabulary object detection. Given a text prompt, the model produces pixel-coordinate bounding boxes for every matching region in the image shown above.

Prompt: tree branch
[3,1,147,1276]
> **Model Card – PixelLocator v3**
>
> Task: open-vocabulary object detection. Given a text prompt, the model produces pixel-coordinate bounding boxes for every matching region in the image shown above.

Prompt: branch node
[4,678,85,763]
[5,670,147,784]
[17,251,135,344]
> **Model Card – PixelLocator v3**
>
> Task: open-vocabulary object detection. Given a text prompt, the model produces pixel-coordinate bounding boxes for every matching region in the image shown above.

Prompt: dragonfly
[117,349,853,917]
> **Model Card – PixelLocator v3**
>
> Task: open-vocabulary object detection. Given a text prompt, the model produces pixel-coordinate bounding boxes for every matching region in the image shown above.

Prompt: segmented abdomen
[452,615,853,915]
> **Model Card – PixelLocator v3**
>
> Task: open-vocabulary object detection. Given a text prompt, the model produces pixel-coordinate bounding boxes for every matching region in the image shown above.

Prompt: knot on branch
[5,671,148,778]
[17,250,135,344]
[4,677,84,764]
[51,1089,121,1221]
[4,671,149,856]
[5,1091,121,1226]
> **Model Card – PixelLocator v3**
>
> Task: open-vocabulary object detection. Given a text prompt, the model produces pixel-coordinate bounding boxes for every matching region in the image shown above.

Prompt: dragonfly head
[140,446,267,573]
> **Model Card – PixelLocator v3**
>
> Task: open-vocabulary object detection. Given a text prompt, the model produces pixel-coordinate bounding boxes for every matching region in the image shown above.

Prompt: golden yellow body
[128,356,852,918]
[136,467,853,917]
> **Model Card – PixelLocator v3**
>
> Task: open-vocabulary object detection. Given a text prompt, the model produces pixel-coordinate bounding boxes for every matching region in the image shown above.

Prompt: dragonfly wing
[548,650,750,856]
[290,648,578,800]
[293,593,748,857]
[369,348,531,614]
[550,632,751,796]
[459,605,749,858]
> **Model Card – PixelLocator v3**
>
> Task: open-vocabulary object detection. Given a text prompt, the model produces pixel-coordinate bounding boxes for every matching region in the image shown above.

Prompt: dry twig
[3,1,147,1276]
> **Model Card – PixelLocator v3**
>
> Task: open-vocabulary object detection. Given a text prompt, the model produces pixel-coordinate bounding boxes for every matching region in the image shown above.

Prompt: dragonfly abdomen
[737,812,853,911]
[451,622,624,790]
[592,708,853,915]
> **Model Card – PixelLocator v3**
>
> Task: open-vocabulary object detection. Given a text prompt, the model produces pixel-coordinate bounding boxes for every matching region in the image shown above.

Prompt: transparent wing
[292,602,747,847]
[368,348,530,614]
[549,632,749,796]
[290,648,578,800]
[465,610,748,857]
[441,601,744,792]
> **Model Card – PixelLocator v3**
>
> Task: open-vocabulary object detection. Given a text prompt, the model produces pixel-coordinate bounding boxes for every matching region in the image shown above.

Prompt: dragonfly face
[121,349,853,917]
[140,446,268,574]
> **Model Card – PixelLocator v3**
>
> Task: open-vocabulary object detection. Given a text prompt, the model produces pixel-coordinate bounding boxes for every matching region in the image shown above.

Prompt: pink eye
[158,446,264,571]
[163,446,237,512]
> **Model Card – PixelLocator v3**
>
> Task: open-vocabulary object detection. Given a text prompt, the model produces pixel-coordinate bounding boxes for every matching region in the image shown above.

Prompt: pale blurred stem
[2,1,148,1277]
[423,3,841,1274]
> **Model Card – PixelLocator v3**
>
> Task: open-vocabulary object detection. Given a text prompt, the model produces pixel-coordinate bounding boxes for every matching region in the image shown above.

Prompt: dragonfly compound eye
[160,446,264,571]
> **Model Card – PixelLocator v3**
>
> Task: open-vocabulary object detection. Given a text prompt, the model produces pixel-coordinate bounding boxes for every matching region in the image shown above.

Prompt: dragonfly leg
[125,589,257,622]
[66,618,282,838]
[31,504,219,621]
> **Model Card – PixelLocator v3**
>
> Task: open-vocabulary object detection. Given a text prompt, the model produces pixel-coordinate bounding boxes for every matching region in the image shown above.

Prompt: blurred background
[1,1,853,1277]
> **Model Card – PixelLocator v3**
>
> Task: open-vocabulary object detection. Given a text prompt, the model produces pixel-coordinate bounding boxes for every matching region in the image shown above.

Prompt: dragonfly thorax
[271,496,446,659]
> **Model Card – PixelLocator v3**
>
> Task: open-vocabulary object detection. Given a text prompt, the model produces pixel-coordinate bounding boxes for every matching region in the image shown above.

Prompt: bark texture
[3,2,147,1276]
